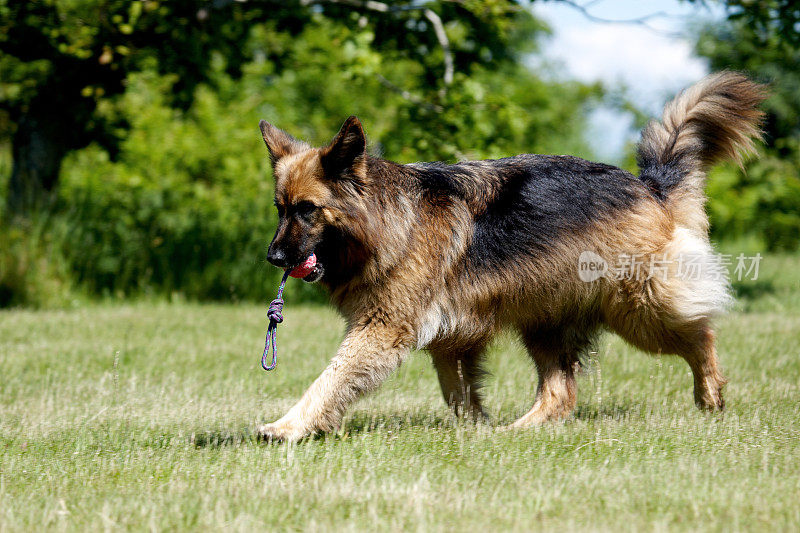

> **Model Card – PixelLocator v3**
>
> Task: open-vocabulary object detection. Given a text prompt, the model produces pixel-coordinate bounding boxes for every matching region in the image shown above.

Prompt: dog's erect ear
[259,120,304,166]
[320,116,367,180]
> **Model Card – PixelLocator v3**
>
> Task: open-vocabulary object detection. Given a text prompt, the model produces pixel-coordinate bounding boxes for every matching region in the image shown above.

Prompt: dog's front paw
[256,418,312,444]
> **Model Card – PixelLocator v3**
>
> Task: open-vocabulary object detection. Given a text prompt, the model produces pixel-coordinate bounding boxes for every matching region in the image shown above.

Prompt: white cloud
[550,23,709,113]
[529,0,723,160]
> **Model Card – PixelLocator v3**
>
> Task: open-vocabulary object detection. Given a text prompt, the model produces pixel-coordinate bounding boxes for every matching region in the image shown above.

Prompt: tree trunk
[6,113,67,215]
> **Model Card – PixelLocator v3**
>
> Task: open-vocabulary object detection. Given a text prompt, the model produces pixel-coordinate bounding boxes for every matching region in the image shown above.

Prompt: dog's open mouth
[302,264,323,282]
[286,254,323,283]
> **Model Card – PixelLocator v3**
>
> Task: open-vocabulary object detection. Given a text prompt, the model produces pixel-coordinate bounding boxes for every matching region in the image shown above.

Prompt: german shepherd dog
[256,72,765,442]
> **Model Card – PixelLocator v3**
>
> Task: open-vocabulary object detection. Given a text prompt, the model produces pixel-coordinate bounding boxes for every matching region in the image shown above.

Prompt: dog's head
[260,116,368,282]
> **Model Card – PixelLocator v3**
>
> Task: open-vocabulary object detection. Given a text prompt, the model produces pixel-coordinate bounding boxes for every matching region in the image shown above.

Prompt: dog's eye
[295,201,318,219]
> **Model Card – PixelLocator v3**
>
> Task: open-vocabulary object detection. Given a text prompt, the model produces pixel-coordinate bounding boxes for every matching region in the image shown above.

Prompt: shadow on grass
[190,412,466,448]
[572,401,635,422]
[190,403,641,448]
[342,412,456,435]
[190,428,258,448]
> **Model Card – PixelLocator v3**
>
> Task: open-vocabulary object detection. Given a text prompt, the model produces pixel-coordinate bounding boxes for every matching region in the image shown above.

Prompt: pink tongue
[288,253,317,278]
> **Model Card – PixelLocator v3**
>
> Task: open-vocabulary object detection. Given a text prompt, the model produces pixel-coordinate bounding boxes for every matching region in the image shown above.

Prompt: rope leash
[261,270,291,371]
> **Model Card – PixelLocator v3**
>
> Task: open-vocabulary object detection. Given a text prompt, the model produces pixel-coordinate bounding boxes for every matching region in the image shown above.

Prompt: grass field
[2,255,800,531]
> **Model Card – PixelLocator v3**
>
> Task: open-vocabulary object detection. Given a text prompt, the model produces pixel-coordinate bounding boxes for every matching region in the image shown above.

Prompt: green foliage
[0,215,74,307]
[0,0,540,212]
[707,149,800,251]
[697,16,800,251]
[718,0,800,47]
[696,16,799,150]
[22,1,800,302]
[0,9,600,306]
[54,70,301,302]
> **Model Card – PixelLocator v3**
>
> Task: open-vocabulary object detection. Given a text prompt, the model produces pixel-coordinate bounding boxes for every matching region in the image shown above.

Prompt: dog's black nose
[267,247,288,268]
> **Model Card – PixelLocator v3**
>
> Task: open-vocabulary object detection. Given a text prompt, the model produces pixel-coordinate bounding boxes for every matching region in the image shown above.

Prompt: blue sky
[530,0,727,161]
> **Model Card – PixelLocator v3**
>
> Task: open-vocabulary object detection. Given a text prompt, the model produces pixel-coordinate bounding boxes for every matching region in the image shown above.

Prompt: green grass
[2,255,800,531]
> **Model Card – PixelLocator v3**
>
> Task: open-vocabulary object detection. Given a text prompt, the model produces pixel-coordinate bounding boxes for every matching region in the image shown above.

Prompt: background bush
[1,10,598,305]
[1,1,798,307]
[699,12,800,251]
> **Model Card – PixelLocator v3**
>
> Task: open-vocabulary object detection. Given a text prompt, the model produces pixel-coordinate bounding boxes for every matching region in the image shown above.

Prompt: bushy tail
[637,71,766,232]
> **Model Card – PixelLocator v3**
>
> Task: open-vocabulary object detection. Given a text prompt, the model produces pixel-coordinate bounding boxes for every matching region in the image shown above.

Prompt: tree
[0,1,281,212]
[717,0,800,47]
[696,0,799,150]
[1,0,605,304]
[695,2,800,250]
[0,0,528,214]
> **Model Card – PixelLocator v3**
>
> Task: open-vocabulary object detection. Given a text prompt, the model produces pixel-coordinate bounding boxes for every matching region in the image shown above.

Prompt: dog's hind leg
[429,340,489,419]
[507,328,587,428]
[608,311,726,411]
[602,235,729,411]
[682,325,726,411]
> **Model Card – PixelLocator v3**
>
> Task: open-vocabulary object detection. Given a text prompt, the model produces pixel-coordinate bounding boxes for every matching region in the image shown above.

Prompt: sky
[530,0,727,161]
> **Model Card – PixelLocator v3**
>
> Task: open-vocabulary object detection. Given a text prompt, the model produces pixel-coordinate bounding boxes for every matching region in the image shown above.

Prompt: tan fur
[275,151,331,205]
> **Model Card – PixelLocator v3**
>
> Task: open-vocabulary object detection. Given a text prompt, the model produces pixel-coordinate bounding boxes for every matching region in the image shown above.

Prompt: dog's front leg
[257,322,412,443]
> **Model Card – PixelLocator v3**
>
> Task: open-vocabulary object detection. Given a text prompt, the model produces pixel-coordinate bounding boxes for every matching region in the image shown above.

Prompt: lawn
[1,254,799,531]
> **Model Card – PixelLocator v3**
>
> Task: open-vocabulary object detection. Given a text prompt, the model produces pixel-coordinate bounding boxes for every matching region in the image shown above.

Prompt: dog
[256,72,765,442]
